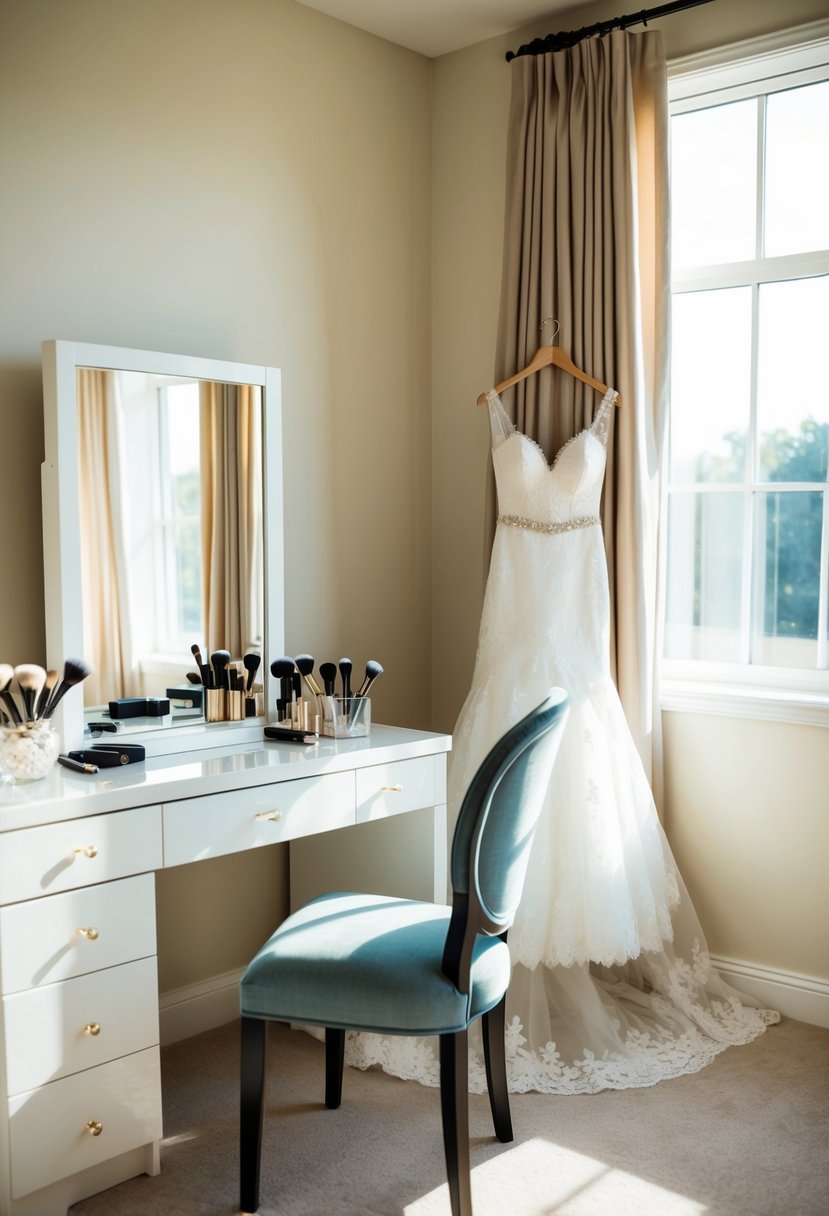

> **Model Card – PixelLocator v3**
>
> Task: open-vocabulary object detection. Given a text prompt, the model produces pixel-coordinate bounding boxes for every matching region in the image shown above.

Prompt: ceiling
[296,1,596,59]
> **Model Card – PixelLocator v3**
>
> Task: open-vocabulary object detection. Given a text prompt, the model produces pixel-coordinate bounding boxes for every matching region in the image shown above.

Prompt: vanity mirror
[41,341,283,753]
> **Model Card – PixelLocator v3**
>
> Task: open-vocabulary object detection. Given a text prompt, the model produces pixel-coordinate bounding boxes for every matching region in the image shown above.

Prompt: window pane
[752,490,823,667]
[665,491,744,661]
[671,99,757,268]
[670,288,752,483]
[757,277,829,483]
[765,81,829,257]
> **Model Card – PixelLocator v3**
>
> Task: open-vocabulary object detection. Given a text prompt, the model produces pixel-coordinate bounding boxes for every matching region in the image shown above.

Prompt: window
[153,381,203,653]
[664,29,829,717]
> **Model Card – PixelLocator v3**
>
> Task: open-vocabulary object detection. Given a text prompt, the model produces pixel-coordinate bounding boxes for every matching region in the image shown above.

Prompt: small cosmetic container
[320,696,370,739]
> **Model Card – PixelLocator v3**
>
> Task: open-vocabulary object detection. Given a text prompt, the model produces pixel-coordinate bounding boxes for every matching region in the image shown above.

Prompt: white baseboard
[157,958,829,1047]
[711,954,829,1029]
[159,967,245,1046]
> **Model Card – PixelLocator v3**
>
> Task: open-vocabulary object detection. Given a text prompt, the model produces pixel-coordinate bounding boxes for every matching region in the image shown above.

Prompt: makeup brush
[356,660,384,698]
[0,663,22,724]
[43,658,92,719]
[243,652,261,692]
[14,664,47,722]
[186,671,202,685]
[338,657,353,708]
[270,657,297,715]
[319,662,337,696]
[210,650,231,691]
[294,654,322,697]
[191,643,211,687]
[35,669,59,718]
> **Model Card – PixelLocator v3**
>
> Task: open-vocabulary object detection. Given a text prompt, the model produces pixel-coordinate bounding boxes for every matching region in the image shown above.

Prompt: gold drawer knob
[381,784,403,793]
[254,810,283,822]
[84,1023,101,1036]
[78,927,99,941]
[85,1120,103,1137]
[73,845,98,858]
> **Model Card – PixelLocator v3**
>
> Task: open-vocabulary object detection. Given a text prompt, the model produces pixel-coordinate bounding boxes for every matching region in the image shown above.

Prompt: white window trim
[662,18,829,728]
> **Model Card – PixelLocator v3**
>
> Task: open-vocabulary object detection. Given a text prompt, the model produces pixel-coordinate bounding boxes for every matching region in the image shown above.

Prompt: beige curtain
[199,383,263,658]
[77,368,136,703]
[491,29,669,789]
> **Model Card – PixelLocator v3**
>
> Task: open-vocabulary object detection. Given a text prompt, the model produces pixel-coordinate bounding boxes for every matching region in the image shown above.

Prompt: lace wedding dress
[346,387,778,1094]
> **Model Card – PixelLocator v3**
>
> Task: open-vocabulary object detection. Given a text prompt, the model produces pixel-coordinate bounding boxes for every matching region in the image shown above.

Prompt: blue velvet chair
[239,688,570,1216]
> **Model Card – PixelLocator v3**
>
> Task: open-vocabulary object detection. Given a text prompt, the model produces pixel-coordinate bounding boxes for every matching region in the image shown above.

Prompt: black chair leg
[482,996,513,1142]
[439,1030,472,1216]
[240,1016,268,1214]
[325,1027,345,1109]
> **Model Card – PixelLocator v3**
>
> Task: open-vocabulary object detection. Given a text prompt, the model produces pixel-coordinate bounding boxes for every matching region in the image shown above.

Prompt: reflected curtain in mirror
[199,382,264,657]
[77,368,137,704]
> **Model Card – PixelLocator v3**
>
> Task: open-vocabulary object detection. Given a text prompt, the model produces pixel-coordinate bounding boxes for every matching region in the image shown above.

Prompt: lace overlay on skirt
[344,387,778,1094]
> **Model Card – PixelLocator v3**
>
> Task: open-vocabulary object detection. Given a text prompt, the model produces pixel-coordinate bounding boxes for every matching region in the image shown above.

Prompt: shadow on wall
[0,360,47,658]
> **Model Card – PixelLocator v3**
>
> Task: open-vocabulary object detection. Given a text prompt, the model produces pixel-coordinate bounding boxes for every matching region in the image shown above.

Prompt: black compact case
[107,697,170,719]
[68,743,146,767]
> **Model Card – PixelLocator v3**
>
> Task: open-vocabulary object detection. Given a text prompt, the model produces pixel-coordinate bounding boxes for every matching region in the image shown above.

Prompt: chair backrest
[442,689,569,992]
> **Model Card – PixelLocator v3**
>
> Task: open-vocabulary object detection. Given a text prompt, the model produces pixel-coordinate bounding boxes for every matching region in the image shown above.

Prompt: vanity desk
[0,724,450,1216]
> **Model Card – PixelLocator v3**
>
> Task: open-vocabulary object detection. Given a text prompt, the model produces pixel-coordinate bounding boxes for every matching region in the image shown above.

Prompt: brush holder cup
[0,720,60,783]
[320,696,370,739]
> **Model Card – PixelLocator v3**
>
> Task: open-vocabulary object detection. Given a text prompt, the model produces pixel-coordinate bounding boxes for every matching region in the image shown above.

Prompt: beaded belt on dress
[498,513,599,535]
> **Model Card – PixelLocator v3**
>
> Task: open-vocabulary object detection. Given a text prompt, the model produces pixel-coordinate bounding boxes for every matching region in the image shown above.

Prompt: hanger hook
[540,317,560,345]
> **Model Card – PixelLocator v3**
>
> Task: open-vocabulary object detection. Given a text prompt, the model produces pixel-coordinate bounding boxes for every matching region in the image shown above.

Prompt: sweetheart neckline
[487,385,616,473]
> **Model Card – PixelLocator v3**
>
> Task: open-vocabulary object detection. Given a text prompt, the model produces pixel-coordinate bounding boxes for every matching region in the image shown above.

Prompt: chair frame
[240,691,568,1216]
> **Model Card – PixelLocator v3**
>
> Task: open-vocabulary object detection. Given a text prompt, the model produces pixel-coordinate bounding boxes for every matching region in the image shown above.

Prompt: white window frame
[662,19,829,727]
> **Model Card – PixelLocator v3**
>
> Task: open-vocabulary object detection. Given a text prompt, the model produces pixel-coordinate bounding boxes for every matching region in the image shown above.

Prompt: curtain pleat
[490,30,669,788]
[200,383,264,658]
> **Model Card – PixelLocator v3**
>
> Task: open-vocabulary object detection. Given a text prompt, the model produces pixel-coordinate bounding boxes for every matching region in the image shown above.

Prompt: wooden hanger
[477,319,620,406]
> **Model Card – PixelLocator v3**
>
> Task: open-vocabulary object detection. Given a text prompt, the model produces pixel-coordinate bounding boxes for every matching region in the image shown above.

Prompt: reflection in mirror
[42,340,283,754]
[76,368,264,711]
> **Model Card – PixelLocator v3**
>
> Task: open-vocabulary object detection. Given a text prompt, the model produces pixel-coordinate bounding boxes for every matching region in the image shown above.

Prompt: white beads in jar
[0,720,60,783]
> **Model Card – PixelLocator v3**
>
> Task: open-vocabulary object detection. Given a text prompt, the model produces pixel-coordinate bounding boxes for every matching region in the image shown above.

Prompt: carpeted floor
[72,1015,829,1216]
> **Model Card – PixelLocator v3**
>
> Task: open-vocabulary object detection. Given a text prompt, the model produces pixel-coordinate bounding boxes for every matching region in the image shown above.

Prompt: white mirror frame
[41,340,284,755]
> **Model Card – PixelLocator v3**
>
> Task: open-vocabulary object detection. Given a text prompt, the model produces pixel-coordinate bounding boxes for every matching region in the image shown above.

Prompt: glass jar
[0,720,60,783]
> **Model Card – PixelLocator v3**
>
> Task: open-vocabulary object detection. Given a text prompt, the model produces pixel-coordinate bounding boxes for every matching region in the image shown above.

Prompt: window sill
[661,679,829,728]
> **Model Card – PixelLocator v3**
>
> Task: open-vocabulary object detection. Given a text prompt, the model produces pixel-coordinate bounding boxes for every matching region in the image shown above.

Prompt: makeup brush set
[188,645,263,722]
[267,655,383,740]
[0,658,90,781]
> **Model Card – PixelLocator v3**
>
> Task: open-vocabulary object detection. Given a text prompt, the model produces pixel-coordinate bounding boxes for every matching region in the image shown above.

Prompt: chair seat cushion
[240,891,511,1035]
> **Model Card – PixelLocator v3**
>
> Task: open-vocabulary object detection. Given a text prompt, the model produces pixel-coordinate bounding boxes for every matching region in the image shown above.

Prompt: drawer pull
[78,927,100,941]
[84,1023,101,1036]
[85,1120,103,1137]
[381,784,403,793]
[73,845,98,858]
[254,810,283,822]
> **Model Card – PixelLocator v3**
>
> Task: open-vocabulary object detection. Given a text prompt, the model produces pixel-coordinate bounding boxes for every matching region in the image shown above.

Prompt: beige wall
[0,0,432,988]
[431,0,829,983]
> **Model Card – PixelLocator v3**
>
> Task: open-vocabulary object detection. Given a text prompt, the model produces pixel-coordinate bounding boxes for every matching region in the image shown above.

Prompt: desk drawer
[0,874,156,995]
[163,771,355,867]
[3,957,159,1096]
[355,756,437,822]
[0,805,162,905]
[8,1046,162,1199]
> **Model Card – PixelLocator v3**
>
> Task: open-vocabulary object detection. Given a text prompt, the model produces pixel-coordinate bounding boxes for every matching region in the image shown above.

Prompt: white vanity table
[0,724,450,1215]
[3,338,451,1213]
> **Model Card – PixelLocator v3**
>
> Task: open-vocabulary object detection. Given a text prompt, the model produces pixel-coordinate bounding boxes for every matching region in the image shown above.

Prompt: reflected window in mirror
[76,368,264,709]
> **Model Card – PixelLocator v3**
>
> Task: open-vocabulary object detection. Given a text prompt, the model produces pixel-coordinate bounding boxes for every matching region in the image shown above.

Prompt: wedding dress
[346,387,778,1094]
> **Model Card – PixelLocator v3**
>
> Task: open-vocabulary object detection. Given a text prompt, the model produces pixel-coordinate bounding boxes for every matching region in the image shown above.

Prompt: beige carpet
[73,1016,829,1216]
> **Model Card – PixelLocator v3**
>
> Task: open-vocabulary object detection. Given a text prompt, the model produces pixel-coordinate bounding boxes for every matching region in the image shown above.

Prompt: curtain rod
[505,0,716,61]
